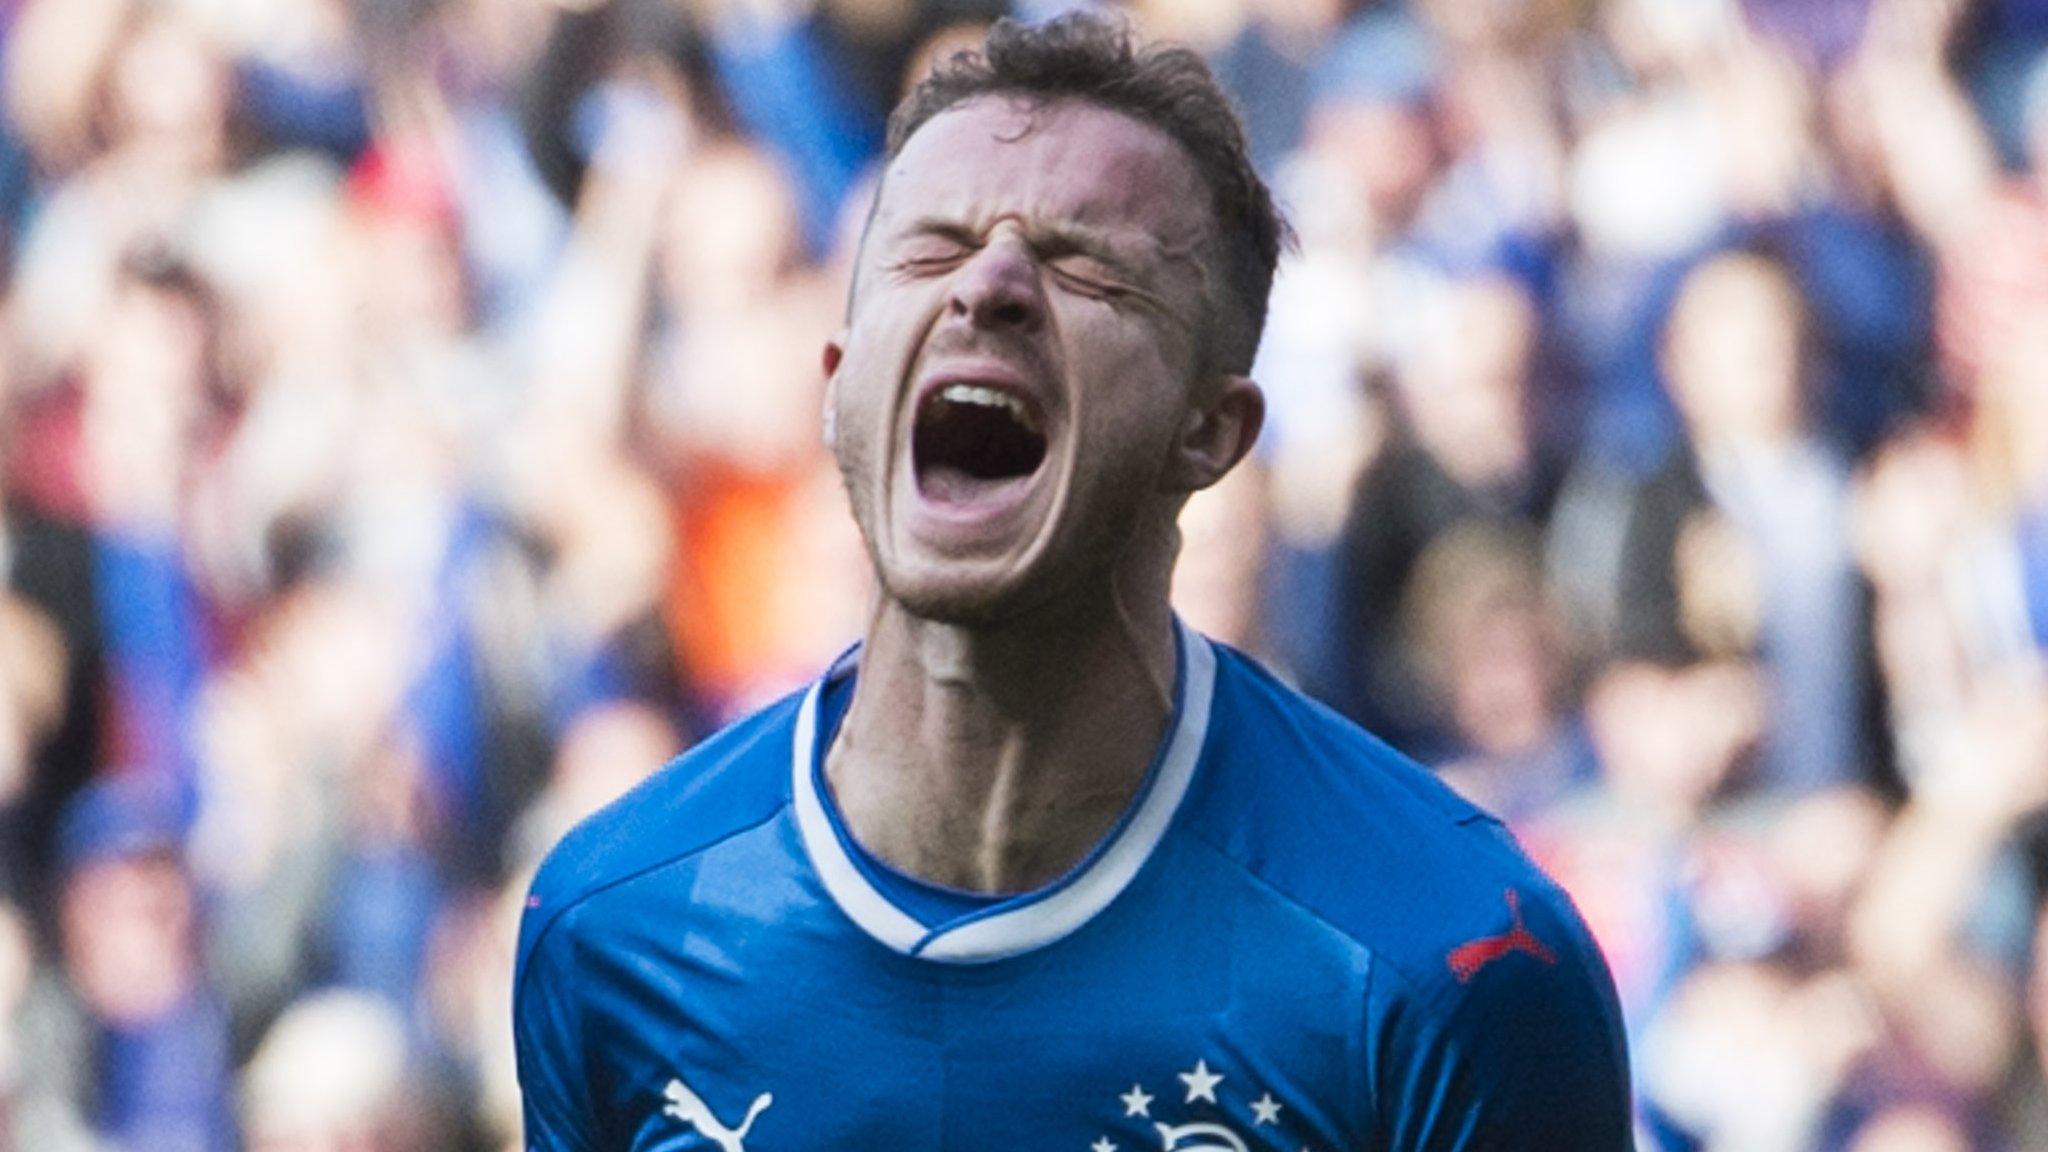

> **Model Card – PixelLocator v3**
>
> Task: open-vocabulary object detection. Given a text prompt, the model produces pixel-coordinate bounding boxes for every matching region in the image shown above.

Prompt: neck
[824,586,1178,895]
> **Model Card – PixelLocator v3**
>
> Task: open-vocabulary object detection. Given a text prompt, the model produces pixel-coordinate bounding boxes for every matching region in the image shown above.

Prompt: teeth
[938,383,1040,433]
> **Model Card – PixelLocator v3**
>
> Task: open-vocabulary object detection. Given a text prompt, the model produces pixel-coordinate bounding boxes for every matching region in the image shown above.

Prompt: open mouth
[912,382,1049,505]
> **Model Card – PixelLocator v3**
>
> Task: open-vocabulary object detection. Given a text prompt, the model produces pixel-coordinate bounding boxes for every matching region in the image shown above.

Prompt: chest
[584,853,1369,1151]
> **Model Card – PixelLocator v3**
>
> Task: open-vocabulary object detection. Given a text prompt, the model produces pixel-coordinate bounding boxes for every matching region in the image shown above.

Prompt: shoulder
[515,688,803,987]
[1186,643,1556,984]
[1184,645,1632,1146]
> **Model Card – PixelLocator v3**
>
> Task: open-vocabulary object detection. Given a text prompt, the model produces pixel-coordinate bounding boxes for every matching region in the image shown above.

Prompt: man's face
[60,853,197,1024]
[827,97,1223,624]
[1664,256,1803,446]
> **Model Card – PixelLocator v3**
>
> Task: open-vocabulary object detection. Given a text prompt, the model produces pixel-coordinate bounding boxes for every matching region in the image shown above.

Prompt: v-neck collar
[791,618,1218,964]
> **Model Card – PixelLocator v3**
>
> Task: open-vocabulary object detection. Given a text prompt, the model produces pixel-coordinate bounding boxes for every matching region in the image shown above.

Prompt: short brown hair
[885,13,1289,377]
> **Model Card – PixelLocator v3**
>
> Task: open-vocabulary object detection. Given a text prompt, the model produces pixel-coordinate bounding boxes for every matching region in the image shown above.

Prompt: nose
[946,236,1045,333]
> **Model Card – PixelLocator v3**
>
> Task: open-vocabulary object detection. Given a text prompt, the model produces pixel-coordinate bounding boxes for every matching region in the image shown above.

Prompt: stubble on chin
[873,489,1181,635]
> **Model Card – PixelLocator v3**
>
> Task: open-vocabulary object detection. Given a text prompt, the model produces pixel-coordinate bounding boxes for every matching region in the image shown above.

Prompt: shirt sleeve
[514,901,602,1152]
[1366,887,1636,1151]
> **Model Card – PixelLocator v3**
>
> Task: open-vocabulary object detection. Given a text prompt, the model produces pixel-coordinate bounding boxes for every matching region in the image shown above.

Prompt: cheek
[1066,396,1183,521]
[852,282,943,375]
[832,302,928,435]
[827,309,934,531]
[827,372,886,514]
[1064,317,1189,462]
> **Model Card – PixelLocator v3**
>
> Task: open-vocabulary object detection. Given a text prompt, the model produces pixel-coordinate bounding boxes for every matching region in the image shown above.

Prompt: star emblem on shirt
[1178,1059,1223,1104]
[1095,1058,1302,1152]
[1251,1093,1283,1125]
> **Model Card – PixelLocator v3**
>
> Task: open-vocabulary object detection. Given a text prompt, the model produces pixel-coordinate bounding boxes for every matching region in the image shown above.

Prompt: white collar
[791,618,1218,964]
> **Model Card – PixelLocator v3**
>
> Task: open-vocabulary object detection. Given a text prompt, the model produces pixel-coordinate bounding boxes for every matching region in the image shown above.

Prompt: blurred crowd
[0,0,2042,1148]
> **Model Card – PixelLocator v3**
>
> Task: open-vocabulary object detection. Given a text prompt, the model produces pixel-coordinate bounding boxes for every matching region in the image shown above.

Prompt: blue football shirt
[515,622,1633,1151]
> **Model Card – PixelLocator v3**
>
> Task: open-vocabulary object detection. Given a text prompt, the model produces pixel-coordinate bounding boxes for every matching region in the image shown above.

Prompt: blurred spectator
[1329,272,1562,757]
[1615,248,1870,794]
[0,578,90,933]
[240,989,441,1152]
[1406,522,1592,823]
[30,774,235,1152]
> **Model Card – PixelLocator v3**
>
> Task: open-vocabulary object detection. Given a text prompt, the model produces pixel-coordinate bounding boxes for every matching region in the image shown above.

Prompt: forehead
[876,97,1214,251]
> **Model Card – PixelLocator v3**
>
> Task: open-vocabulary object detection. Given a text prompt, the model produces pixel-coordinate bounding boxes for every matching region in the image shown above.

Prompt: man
[516,14,1631,1150]
[22,774,237,1152]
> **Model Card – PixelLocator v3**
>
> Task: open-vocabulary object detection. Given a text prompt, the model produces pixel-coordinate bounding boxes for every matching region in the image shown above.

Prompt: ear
[1163,375,1264,493]
[821,332,846,449]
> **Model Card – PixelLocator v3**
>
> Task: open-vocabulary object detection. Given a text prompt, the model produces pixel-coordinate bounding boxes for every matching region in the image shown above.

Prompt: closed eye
[881,239,965,276]
[1048,256,1130,300]
[894,249,971,275]
[889,226,980,276]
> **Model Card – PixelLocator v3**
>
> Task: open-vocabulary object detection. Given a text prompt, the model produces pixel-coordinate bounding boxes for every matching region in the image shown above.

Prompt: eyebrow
[897,216,983,247]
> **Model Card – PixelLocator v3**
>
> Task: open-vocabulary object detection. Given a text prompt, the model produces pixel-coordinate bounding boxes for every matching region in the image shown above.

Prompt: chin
[876,564,1048,628]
